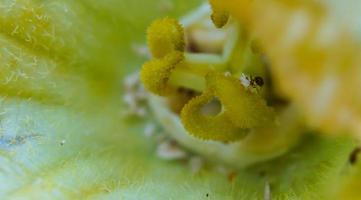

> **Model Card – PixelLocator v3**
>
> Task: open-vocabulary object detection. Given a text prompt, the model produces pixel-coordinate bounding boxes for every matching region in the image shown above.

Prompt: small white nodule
[224,71,232,77]
[144,122,157,138]
[157,140,187,160]
[189,156,204,174]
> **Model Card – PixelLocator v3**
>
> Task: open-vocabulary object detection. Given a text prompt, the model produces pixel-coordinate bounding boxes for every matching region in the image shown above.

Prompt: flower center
[140,3,303,168]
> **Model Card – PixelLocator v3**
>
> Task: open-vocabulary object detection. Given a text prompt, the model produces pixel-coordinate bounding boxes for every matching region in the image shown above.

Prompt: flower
[0,0,360,199]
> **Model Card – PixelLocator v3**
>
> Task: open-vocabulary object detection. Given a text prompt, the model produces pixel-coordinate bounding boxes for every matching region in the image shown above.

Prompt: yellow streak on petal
[211,0,361,137]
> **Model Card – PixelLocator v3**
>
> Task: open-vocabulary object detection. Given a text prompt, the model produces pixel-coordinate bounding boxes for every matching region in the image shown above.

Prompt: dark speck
[259,171,266,177]
[254,76,264,87]
[350,147,361,164]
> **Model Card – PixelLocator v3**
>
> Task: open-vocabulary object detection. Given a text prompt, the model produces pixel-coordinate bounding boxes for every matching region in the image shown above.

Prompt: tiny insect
[251,76,264,87]
[240,74,264,89]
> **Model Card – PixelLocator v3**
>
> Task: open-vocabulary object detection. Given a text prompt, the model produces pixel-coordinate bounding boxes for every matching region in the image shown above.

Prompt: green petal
[0,98,354,199]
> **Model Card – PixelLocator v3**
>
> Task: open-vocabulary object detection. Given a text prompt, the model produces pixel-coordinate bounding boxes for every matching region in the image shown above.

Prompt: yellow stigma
[207,73,275,128]
[147,17,185,58]
[181,87,247,142]
[141,17,187,96]
[209,0,230,28]
[180,72,275,142]
[140,51,184,96]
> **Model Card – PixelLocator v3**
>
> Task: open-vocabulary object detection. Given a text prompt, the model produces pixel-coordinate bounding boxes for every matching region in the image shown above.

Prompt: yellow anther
[147,17,185,58]
[140,51,184,96]
[181,87,247,142]
[209,1,230,28]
